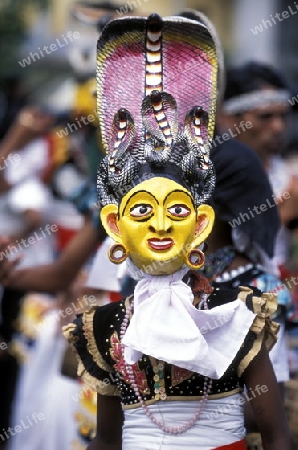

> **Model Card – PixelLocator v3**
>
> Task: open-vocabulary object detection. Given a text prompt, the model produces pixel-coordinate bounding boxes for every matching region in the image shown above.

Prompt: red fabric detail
[171,365,192,385]
[110,291,122,302]
[41,134,57,184]
[189,271,213,295]
[110,331,149,394]
[56,226,79,252]
[278,264,291,281]
[213,440,247,450]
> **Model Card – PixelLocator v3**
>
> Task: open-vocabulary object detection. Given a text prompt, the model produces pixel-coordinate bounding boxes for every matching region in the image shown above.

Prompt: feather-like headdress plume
[96,13,218,207]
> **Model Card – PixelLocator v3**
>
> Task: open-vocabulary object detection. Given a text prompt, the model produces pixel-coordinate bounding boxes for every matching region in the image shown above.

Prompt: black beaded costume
[65,282,278,409]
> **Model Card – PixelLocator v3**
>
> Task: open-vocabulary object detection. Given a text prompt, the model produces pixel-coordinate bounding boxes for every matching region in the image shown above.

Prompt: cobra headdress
[96,13,219,207]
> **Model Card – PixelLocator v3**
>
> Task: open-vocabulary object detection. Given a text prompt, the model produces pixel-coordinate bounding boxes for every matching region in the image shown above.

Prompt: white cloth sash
[122,261,255,379]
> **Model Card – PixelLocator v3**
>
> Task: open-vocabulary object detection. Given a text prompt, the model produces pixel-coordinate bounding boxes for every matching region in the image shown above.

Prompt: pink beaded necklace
[120,295,213,435]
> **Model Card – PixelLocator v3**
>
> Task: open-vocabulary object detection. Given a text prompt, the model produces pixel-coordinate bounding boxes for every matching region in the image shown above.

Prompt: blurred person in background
[0,0,133,298]
[0,106,57,450]
[218,60,298,448]
[0,98,89,450]
[207,140,292,449]
[0,3,129,449]
[219,61,298,273]
[278,139,298,330]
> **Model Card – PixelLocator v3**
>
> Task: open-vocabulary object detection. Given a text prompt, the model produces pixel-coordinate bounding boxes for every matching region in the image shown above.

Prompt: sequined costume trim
[122,388,242,410]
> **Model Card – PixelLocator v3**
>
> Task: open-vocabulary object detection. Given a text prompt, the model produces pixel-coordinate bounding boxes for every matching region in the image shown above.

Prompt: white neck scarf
[122,260,255,379]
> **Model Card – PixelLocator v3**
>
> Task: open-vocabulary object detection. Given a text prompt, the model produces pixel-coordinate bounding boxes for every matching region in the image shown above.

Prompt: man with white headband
[220,61,290,165]
[219,61,298,267]
[219,61,298,448]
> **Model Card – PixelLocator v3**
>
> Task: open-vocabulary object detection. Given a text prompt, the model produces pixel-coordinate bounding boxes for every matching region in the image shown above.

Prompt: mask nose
[149,209,172,234]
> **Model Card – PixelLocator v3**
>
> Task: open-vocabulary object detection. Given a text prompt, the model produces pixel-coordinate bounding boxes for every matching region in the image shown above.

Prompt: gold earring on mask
[186,248,205,270]
[109,244,127,264]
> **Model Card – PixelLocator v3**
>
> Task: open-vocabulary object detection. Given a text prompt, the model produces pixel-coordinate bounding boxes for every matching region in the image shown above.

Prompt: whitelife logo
[250,2,298,35]
[18,31,80,68]
[289,93,298,107]
[0,224,58,261]
[228,192,290,228]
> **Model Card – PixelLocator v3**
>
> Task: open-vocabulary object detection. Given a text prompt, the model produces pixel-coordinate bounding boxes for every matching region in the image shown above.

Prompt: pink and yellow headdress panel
[96,13,219,208]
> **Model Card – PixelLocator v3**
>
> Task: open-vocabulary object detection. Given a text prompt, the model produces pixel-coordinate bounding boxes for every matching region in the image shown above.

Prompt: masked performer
[64,13,291,450]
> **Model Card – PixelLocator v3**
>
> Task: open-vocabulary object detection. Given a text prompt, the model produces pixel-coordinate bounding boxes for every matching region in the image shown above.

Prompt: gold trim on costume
[63,318,120,396]
[62,322,78,342]
[77,360,120,396]
[237,286,279,377]
[82,306,114,373]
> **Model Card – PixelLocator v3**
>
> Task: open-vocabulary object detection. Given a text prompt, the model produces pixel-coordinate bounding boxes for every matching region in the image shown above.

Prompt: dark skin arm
[0,218,105,293]
[275,175,298,226]
[244,382,285,432]
[243,343,293,450]
[87,395,123,450]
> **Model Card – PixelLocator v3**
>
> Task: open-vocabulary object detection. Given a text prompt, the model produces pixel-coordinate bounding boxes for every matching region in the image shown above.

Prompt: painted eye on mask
[167,204,191,218]
[130,204,153,218]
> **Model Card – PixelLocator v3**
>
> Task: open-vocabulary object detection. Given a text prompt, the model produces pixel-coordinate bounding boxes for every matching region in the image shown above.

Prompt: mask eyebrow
[163,189,195,208]
[121,190,159,216]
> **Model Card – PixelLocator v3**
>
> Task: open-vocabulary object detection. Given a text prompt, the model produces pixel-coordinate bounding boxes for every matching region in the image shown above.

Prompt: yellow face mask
[100,177,214,275]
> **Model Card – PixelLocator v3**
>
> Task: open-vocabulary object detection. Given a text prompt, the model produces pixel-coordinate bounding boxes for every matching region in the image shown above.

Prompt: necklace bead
[120,297,213,435]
